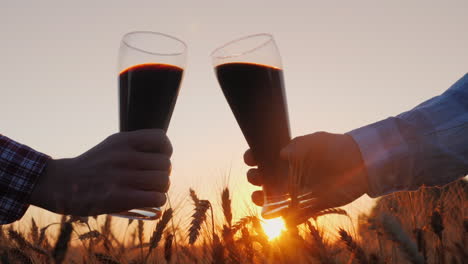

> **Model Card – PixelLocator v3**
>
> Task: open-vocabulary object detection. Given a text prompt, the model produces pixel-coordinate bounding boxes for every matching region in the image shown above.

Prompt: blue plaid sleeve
[348,73,468,197]
[0,135,50,224]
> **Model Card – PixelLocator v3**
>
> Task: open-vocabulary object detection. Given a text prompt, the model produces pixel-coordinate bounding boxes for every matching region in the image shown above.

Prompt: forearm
[0,135,50,224]
[348,73,468,197]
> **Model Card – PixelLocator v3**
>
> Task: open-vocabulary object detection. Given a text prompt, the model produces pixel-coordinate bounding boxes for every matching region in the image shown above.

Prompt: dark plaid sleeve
[0,135,50,224]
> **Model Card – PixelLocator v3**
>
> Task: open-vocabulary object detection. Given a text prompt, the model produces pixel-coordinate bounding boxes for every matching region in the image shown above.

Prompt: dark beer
[119,63,183,132]
[215,62,291,198]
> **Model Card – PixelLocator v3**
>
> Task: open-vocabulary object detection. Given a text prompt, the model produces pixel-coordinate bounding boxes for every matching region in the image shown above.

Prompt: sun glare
[261,218,286,240]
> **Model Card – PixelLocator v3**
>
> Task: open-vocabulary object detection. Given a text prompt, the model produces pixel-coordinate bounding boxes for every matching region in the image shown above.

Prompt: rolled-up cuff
[0,135,50,224]
[347,117,409,198]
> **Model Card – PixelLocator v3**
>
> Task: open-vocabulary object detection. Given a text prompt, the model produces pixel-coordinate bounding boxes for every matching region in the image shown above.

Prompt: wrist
[29,158,72,213]
[345,134,369,196]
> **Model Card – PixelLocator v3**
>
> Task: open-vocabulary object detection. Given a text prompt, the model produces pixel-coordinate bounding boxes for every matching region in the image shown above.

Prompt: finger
[243,149,257,166]
[286,192,341,225]
[251,190,264,206]
[247,169,263,186]
[121,171,170,192]
[131,191,167,208]
[84,190,167,215]
[280,136,304,160]
[284,202,326,225]
[125,129,173,156]
[120,152,171,171]
[280,133,322,160]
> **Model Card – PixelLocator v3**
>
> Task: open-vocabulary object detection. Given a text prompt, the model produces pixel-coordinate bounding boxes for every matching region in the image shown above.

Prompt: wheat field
[0,179,466,264]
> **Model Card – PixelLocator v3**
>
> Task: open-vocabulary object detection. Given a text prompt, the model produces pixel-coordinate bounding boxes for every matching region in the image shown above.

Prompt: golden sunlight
[261,218,287,240]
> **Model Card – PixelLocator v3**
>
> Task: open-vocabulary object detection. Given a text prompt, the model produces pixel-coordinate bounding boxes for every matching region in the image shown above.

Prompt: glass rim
[122,31,187,56]
[211,33,274,59]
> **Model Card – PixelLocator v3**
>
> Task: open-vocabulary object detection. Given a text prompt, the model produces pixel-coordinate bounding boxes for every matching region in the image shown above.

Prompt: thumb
[280,136,303,160]
[280,145,292,160]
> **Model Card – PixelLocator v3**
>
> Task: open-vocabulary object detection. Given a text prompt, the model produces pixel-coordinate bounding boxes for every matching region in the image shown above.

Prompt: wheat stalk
[79,230,101,241]
[188,189,211,245]
[306,221,334,264]
[101,215,114,253]
[146,208,173,261]
[8,229,29,249]
[241,227,254,262]
[30,218,39,243]
[368,253,381,264]
[313,208,348,219]
[222,224,241,264]
[52,221,73,264]
[137,220,145,246]
[431,206,445,264]
[338,228,368,264]
[94,253,121,264]
[221,187,232,228]
[6,248,33,264]
[181,246,198,263]
[231,216,257,234]
[454,242,467,261]
[164,232,174,263]
[379,213,424,264]
[412,228,427,262]
[189,188,200,204]
[129,228,137,248]
[149,208,173,250]
[38,222,57,247]
[8,229,50,258]
[137,220,145,260]
[212,233,225,264]
[68,216,89,224]
[189,200,210,244]
[101,215,113,238]
[430,209,444,241]
[220,186,239,263]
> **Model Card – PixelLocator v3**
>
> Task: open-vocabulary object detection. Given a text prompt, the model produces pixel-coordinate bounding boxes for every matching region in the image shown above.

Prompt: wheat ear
[52,221,73,264]
[379,213,424,264]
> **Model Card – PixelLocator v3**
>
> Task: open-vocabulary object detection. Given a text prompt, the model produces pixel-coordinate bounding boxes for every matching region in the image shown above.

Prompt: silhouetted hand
[244,132,369,222]
[30,129,172,216]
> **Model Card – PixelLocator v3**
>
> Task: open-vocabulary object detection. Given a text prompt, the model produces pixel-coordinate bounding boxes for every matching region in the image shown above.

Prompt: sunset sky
[1,1,467,234]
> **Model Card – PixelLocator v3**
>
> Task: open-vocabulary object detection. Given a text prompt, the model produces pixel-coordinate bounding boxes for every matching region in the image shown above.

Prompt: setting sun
[261,218,287,240]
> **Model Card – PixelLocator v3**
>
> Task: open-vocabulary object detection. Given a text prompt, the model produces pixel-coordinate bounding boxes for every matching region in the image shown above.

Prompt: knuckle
[247,168,256,178]
[243,150,252,160]
[159,133,173,154]
[155,194,167,207]
[312,131,330,140]
[143,172,170,192]
[166,141,173,156]
[151,128,165,138]
[105,133,130,149]
[156,172,170,184]
[161,178,171,192]
[162,157,172,170]
[106,133,122,143]
[154,155,171,170]
[291,135,305,144]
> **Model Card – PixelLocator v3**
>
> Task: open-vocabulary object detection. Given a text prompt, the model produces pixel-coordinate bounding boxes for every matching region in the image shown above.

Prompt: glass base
[261,192,316,220]
[111,207,162,220]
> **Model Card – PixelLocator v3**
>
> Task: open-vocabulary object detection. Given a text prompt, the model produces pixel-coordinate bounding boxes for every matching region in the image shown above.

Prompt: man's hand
[244,132,369,221]
[30,129,172,216]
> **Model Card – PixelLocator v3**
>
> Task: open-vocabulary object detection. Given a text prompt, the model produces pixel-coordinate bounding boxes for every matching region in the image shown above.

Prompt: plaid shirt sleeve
[0,135,50,224]
[348,73,468,198]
